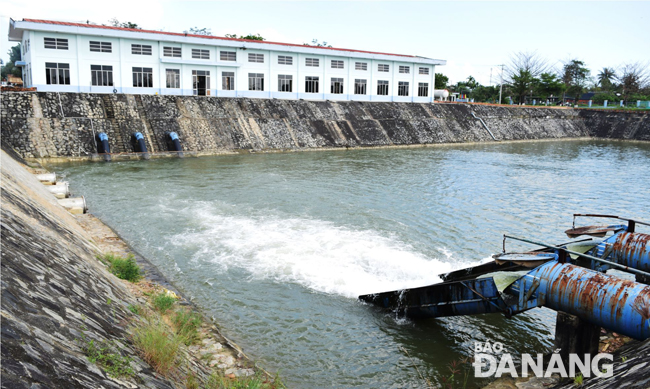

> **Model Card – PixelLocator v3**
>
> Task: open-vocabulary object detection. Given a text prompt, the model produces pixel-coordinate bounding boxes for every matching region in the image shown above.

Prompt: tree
[225,33,265,41]
[471,85,501,103]
[108,18,139,29]
[537,72,565,99]
[561,59,590,102]
[597,67,617,91]
[189,27,212,36]
[303,39,332,47]
[618,62,649,101]
[1,44,22,79]
[506,51,551,82]
[435,73,448,89]
[509,69,536,104]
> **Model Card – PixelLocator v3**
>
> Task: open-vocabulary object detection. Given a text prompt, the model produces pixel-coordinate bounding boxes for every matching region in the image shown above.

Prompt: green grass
[574,373,584,386]
[205,372,285,389]
[152,292,176,314]
[100,253,143,282]
[81,337,135,378]
[130,318,181,376]
[128,304,143,315]
[172,308,202,345]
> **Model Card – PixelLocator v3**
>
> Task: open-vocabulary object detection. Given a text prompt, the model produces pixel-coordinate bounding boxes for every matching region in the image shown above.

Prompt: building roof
[10,18,446,65]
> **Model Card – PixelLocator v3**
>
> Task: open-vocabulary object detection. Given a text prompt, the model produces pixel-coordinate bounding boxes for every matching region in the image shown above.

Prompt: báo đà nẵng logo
[472,340,613,378]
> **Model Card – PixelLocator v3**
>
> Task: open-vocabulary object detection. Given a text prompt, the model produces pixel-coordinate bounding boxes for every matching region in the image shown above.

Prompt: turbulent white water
[172,204,476,298]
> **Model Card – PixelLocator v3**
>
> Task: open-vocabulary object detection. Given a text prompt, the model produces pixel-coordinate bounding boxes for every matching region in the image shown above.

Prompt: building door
[192,70,210,96]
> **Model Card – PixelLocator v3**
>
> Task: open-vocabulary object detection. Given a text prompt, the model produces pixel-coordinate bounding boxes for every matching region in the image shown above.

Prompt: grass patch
[128,304,143,315]
[152,292,176,314]
[131,317,181,376]
[205,372,285,389]
[80,335,135,378]
[100,253,143,282]
[172,308,202,346]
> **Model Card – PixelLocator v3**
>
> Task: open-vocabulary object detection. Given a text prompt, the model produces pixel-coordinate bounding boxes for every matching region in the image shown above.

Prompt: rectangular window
[164,46,182,57]
[248,53,264,63]
[331,60,344,69]
[278,55,293,65]
[378,64,389,72]
[192,48,210,60]
[305,76,319,93]
[131,44,152,55]
[132,67,153,87]
[418,82,429,97]
[377,80,389,95]
[354,79,367,95]
[192,70,211,95]
[166,69,180,88]
[419,67,430,75]
[222,72,235,90]
[278,75,293,92]
[89,41,112,53]
[248,73,264,91]
[399,66,410,74]
[355,62,367,71]
[305,58,319,67]
[91,65,113,86]
[44,37,68,50]
[220,51,236,61]
[331,78,344,94]
[398,81,409,96]
[45,62,70,85]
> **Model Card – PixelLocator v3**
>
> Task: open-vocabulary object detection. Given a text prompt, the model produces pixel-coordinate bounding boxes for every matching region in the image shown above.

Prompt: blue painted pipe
[592,232,650,273]
[511,261,650,340]
[132,132,150,159]
[167,132,183,157]
[95,132,111,161]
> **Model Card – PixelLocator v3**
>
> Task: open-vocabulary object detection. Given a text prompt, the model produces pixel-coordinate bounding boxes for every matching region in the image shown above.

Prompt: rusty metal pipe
[520,261,650,340]
[504,234,650,279]
[606,232,650,272]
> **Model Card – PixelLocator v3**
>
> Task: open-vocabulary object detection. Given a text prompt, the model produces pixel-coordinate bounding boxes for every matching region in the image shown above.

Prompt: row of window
[45,62,429,96]
[42,37,431,74]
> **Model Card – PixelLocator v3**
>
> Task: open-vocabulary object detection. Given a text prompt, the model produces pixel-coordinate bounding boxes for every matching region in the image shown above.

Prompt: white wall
[25,29,438,102]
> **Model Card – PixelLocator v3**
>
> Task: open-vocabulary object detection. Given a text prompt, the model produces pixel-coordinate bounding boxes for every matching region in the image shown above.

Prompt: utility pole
[498,64,505,105]
[489,68,492,86]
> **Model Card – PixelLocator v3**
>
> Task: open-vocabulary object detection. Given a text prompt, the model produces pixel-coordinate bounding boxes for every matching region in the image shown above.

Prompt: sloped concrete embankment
[1,150,176,387]
[1,151,261,388]
[579,109,650,141]
[1,92,597,159]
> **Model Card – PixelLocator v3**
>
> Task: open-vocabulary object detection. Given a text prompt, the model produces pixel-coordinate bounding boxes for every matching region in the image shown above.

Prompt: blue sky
[2,1,649,85]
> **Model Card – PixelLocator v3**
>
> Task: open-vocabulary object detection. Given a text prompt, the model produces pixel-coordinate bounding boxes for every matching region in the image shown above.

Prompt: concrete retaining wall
[4,92,638,160]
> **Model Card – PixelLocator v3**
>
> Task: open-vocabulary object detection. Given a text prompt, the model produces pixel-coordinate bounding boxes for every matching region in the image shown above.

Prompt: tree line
[436,51,650,105]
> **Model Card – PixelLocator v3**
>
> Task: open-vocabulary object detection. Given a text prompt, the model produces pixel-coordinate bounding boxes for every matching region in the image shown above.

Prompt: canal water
[56,140,650,388]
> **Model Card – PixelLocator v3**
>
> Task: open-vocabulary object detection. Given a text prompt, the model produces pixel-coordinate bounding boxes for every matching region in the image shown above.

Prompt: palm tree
[597,67,617,90]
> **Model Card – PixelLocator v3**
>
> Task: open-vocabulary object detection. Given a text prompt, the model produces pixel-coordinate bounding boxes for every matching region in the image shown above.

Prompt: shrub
[152,293,176,314]
[81,337,135,378]
[131,318,181,376]
[205,371,285,389]
[172,309,202,345]
[128,304,142,315]
[101,253,142,282]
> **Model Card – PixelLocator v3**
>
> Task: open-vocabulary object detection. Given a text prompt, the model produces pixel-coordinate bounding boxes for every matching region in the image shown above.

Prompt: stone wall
[4,92,639,160]
[0,150,176,388]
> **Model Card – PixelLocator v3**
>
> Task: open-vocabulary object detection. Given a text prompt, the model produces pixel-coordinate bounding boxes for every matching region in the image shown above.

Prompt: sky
[1,0,649,86]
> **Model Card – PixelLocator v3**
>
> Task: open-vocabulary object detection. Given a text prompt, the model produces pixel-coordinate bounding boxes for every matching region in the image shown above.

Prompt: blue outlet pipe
[96,132,111,161]
[511,261,650,340]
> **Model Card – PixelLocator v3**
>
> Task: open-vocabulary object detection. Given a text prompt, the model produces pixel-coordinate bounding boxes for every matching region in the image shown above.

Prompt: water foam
[172,204,476,298]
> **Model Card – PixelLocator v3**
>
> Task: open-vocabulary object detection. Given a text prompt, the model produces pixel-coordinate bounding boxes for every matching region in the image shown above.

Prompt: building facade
[9,18,446,102]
